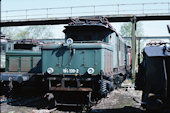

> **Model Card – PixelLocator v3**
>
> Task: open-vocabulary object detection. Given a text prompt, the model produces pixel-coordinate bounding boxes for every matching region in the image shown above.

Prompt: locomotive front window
[64,26,112,42]
[84,35,92,41]
[66,32,108,42]
[67,34,79,41]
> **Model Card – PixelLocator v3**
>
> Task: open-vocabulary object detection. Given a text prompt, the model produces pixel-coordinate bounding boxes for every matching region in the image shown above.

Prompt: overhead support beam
[1,14,170,27]
[1,19,71,27]
[131,16,137,83]
[107,14,170,22]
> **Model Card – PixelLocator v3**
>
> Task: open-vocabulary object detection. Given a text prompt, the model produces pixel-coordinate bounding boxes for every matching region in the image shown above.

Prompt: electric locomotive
[1,17,131,106]
[42,17,131,105]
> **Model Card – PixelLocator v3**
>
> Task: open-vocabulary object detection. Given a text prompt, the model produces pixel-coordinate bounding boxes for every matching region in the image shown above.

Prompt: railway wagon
[0,35,14,71]
[0,38,7,71]
[0,39,43,96]
[1,17,131,106]
[135,42,170,110]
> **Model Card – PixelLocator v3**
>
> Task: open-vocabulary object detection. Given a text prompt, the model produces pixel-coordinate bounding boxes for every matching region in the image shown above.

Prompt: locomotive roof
[63,17,116,32]
[144,44,170,57]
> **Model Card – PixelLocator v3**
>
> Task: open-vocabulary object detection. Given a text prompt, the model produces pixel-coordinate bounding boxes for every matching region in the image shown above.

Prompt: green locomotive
[1,17,131,106]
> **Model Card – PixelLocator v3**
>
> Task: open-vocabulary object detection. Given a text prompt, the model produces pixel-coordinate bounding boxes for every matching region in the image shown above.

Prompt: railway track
[0,84,143,113]
[1,80,170,113]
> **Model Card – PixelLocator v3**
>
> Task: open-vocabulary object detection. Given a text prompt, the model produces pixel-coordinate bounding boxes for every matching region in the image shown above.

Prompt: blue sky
[1,0,170,38]
[2,0,170,10]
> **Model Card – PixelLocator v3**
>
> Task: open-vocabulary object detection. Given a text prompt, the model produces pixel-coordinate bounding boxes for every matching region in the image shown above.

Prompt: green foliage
[25,26,54,39]
[120,23,132,37]
[1,27,20,40]
[1,26,54,40]
[15,30,30,40]
[120,22,145,68]
[120,22,144,37]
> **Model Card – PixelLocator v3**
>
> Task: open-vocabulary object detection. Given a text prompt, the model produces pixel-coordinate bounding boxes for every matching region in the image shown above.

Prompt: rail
[1,2,170,22]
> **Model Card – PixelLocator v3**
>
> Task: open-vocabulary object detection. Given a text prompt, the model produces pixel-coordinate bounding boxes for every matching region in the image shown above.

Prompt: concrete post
[131,16,137,82]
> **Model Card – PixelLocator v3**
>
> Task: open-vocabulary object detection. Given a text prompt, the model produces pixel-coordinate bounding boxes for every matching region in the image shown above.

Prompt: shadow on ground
[90,106,145,113]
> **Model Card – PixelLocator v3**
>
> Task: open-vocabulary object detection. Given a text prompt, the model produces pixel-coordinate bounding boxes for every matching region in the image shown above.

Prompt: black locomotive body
[136,43,170,110]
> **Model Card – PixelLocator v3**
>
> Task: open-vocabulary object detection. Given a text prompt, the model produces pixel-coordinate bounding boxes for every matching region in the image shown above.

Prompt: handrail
[1,2,170,22]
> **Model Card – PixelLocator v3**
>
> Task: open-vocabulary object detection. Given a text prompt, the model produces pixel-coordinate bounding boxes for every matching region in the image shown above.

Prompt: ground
[0,80,147,113]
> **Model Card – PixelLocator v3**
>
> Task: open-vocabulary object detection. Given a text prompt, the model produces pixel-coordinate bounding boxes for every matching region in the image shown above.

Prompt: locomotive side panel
[0,51,41,83]
[104,50,113,75]
[5,51,41,73]
[111,33,118,71]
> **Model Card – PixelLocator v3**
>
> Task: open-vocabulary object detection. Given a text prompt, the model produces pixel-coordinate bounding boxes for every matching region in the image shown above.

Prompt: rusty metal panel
[104,50,113,74]
[9,57,19,72]
[21,57,31,72]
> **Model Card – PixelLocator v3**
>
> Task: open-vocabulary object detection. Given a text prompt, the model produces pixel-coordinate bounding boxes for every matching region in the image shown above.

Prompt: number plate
[63,68,79,73]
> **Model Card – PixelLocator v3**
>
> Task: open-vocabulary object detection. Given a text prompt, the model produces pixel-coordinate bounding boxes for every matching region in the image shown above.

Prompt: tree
[1,26,54,40]
[15,30,30,39]
[24,26,54,39]
[120,22,144,67]
[120,22,144,45]
[1,27,20,39]
[120,22,144,37]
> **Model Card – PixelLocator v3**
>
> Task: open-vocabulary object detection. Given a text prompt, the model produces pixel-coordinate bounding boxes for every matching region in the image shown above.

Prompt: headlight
[87,68,95,74]
[66,38,73,44]
[47,67,54,74]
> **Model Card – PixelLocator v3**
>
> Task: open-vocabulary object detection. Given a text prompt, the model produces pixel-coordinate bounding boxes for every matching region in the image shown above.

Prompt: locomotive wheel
[44,93,57,109]
[8,83,22,98]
